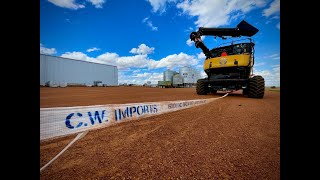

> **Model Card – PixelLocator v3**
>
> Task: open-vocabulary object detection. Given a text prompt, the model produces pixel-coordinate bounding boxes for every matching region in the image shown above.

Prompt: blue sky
[40,0,280,86]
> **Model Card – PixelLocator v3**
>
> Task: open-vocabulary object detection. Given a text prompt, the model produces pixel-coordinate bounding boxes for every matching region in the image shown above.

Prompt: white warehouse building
[40,54,118,86]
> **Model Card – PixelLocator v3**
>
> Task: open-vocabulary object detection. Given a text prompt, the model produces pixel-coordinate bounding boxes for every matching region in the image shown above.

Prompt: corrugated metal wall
[179,66,200,84]
[40,54,118,86]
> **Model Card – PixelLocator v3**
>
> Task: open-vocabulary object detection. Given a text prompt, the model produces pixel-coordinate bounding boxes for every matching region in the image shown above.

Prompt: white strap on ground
[40,93,230,173]
[222,93,229,98]
[40,131,88,173]
[41,93,231,141]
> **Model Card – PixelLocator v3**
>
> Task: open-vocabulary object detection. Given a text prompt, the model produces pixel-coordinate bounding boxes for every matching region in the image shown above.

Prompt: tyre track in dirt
[40,90,279,179]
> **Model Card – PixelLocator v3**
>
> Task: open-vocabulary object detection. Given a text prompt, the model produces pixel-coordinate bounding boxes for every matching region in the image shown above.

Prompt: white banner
[40,95,227,141]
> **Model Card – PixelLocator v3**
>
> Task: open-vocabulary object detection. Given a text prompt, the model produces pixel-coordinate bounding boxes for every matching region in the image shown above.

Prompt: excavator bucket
[197,20,259,38]
[236,20,259,37]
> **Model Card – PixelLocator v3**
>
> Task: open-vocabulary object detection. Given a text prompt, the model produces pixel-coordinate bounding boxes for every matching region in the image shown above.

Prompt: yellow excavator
[190,20,264,98]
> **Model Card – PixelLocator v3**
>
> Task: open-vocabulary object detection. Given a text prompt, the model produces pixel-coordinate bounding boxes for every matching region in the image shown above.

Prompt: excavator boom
[197,20,259,38]
[190,20,259,59]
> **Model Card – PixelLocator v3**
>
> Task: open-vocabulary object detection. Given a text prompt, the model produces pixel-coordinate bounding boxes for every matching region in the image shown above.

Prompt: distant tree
[271,86,276,89]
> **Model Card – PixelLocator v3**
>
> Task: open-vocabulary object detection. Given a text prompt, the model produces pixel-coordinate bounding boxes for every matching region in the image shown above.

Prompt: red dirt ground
[40,87,280,179]
[40,86,220,108]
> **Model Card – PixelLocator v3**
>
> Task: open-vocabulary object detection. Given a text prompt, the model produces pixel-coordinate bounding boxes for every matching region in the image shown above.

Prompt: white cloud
[186,39,193,46]
[117,71,135,84]
[254,64,280,86]
[272,64,280,73]
[197,52,206,59]
[263,0,280,17]
[195,64,203,69]
[142,17,149,23]
[269,53,280,60]
[276,22,280,30]
[133,69,141,73]
[269,53,279,58]
[200,71,208,78]
[147,0,177,13]
[100,51,199,70]
[143,72,163,84]
[260,53,280,60]
[58,44,201,74]
[118,71,163,84]
[254,62,266,67]
[61,50,199,71]
[61,51,95,61]
[148,0,167,13]
[142,17,158,31]
[148,21,158,31]
[48,0,85,10]
[133,72,153,78]
[97,52,151,69]
[130,44,155,55]
[87,0,105,8]
[116,55,152,69]
[184,27,194,32]
[230,12,245,22]
[87,47,100,52]
[40,43,57,55]
[150,52,199,69]
[176,0,267,27]
[48,0,106,9]
[96,52,123,67]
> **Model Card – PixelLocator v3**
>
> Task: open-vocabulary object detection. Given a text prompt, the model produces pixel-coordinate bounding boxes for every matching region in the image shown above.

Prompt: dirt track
[40,87,280,179]
[40,86,219,108]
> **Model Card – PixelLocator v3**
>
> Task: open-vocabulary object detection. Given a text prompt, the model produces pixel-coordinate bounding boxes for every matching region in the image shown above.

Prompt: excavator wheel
[196,79,209,95]
[248,75,265,98]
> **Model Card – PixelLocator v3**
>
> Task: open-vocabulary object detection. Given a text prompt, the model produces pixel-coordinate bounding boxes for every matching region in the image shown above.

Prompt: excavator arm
[190,20,259,59]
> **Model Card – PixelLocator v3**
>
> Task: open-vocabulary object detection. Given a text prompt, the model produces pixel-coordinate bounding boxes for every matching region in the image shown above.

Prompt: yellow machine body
[204,54,253,71]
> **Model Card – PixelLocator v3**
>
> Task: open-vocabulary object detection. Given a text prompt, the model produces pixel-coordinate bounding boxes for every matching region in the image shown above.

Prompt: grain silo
[173,74,184,87]
[163,69,177,82]
[179,66,200,87]
[191,68,200,83]
[40,54,118,87]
